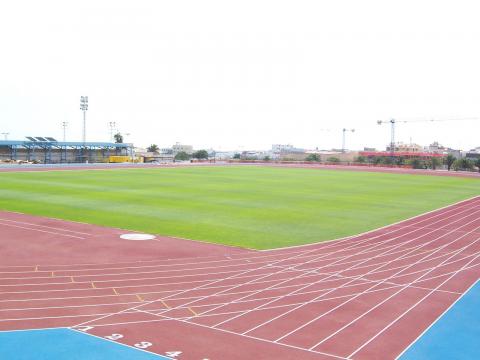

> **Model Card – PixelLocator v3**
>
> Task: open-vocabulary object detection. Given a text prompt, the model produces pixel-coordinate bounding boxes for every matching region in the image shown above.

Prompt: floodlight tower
[80,96,88,145]
[108,122,116,142]
[342,128,355,153]
[62,122,68,142]
[1,132,9,140]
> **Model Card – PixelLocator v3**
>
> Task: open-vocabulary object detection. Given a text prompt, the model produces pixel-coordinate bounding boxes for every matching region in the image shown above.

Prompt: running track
[0,197,480,359]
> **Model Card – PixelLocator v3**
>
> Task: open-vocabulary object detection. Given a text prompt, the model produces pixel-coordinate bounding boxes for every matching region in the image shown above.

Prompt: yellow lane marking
[161,300,171,309]
[71,276,75,283]
[91,282,96,289]
[188,307,198,316]
[113,288,119,295]
[136,294,144,302]
[51,271,54,277]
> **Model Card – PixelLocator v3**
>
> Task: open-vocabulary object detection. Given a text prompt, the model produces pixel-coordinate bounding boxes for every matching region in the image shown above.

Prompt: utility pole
[342,128,355,153]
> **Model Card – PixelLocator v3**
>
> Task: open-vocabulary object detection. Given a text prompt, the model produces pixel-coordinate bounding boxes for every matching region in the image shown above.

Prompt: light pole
[80,96,88,162]
[80,96,88,144]
[123,133,134,162]
[1,132,9,140]
[61,122,68,163]
[108,122,116,142]
[62,122,68,142]
[342,128,355,153]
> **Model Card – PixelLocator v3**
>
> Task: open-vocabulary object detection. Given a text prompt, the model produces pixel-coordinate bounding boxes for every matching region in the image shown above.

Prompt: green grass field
[0,166,478,249]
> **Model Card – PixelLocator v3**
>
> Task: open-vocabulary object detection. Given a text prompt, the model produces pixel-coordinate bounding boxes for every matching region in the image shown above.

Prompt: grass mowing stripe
[0,166,478,249]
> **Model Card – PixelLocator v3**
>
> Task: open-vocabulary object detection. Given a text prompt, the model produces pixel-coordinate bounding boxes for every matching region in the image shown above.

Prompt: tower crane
[376,117,478,156]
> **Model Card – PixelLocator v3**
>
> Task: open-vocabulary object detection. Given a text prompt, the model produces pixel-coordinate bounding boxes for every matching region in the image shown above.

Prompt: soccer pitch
[0,166,478,249]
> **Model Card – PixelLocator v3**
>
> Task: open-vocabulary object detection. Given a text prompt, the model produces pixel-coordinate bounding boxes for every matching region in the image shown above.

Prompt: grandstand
[0,137,132,164]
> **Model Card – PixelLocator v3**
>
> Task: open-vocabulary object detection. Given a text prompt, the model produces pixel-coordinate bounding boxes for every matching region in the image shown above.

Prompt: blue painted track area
[400,280,480,360]
[0,328,168,360]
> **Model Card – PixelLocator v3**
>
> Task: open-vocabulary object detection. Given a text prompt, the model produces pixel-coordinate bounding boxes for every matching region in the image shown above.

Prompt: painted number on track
[134,341,153,349]
[76,326,93,332]
[105,333,124,341]
[165,351,182,358]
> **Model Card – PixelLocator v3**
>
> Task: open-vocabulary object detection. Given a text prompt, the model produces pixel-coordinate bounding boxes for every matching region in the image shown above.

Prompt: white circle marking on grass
[120,233,156,241]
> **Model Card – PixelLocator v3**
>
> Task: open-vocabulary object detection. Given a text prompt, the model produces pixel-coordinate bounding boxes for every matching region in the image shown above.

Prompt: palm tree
[147,144,159,154]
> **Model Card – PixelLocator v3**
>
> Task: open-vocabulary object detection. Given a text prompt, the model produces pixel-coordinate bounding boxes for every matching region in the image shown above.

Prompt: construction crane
[376,117,478,156]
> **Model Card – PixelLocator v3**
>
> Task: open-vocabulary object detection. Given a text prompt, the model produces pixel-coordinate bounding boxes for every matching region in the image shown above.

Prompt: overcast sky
[0,0,479,151]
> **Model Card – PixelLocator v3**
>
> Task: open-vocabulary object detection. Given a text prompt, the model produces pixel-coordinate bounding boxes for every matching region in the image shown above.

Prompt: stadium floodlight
[342,128,355,153]
[62,122,68,142]
[80,96,88,162]
[108,122,116,142]
[80,96,88,145]
[1,132,9,140]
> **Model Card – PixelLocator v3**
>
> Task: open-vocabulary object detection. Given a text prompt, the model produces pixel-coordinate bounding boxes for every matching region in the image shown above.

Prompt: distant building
[272,144,304,154]
[172,143,193,155]
[425,141,448,154]
[466,147,480,160]
[386,142,423,153]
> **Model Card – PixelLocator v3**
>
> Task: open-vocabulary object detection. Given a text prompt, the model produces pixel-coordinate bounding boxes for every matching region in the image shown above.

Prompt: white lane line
[0,256,477,315]
[245,213,480,339]
[0,218,91,235]
[308,236,480,352]
[0,237,465,291]
[393,279,480,360]
[206,208,480,330]
[0,222,85,239]
[348,257,480,358]
[71,216,424,330]
[2,261,477,316]
[71,245,326,328]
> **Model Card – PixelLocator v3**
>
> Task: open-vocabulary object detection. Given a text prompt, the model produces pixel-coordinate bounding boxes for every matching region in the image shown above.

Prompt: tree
[373,156,383,165]
[233,153,241,159]
[147,144,159,153]
[475,158,480,173]
[113,133,123,143]
[263,156,271,161]
[395,156,405,166]
[355,156,366,163]
[192,150,209,160]
[305,154,320,162]
[445,154,456,171]
[453,158,474,171]
[327,157,340,163]
[381,157,394,165]
[408,158,423,169]
[428,157,441,170]
[174,151,190,161]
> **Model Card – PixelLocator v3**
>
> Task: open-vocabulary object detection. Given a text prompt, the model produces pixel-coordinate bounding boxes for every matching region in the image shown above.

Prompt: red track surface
[1,162,479,179]
[1,197,480,359]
